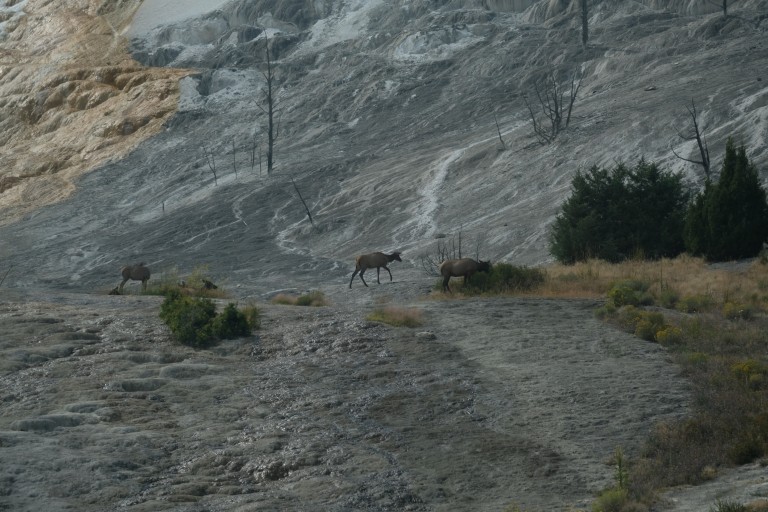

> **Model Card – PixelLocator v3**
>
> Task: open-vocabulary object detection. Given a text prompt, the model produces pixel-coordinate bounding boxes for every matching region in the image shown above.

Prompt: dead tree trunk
[291,178,315,229]
[494,113,505,149]
[259,36,279,175]
[232,138,238,180]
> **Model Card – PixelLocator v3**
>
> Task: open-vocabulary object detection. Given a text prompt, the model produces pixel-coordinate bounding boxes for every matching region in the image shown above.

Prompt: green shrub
[608,280,650,307]
[615,305,641,328]
[595,302,617,319]
[676,294,714,313]
[487,263,545,291]
[159,291,217,348]
[731,359,766,388]
[612,306,667,342]
[592,487,628,512]
[210,303,251,339]
[658,288,680,309]
[655,325,683,344]
[723,302,753,320]
[159,291,252,348]
[634,311,665,342]
[446,263,545,295]
[729,435,764,465]
[685,352,709,366]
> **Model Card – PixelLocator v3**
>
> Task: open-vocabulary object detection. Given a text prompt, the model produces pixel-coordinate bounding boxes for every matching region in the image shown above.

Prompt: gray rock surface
[0,282,690,511]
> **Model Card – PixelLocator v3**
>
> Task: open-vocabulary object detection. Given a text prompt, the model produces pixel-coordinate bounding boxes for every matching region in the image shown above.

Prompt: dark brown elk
[349,251,402,288]
[439,258,491,293]
[119,262,151,293]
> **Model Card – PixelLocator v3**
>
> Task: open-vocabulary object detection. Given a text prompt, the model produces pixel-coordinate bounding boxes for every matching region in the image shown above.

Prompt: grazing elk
[349,251,402,288]
[439,258,491,293]
[118,262,151,293]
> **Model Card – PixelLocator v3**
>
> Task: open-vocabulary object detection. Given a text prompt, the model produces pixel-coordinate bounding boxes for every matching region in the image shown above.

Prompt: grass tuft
[366,306,423,327]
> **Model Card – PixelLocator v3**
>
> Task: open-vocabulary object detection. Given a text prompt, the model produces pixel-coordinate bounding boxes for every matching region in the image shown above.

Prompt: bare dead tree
[291,178,315,230]
[419,232,464,276]
[494,113,506,149]
[0,266,12,288]
[232,138,238,180]
[581,0,589,49]
[707,0,728,18]
[672,100,711,180]
[250,135,262,175]
[522,70,583,144]
[202,146,218,185]
[258,35,279,175]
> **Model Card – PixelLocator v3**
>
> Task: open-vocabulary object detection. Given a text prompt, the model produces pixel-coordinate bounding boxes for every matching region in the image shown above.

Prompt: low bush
[159,290,254,348]
[658,288,679,309]
[655,325,683,345]
[437,263,545,295]
[592,487,628,512]
[723,302,753,320]
[607,280,653,308]
[731,359,766,389]
[210,303,251,340]
[676,294,714,313]
[159,291,217,347]
[634,312,666,342]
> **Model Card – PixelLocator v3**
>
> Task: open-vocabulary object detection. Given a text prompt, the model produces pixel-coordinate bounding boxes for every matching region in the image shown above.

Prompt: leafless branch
[202,146,218,185]
[419,233,464,276]
[494,113,506,149]
[523,70,582,145]
[672,100,711,180]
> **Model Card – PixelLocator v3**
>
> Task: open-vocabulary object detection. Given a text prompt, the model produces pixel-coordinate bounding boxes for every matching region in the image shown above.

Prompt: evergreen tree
[550,160,688,264]
[685,138,768,261]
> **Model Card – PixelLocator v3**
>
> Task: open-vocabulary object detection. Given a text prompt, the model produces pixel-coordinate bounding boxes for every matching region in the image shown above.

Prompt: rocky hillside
[0,0,766,293]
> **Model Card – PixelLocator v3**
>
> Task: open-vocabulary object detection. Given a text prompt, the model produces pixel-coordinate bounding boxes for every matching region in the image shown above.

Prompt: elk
[118,262,151,293]
[349,251,402,288]
[439,258,491,293]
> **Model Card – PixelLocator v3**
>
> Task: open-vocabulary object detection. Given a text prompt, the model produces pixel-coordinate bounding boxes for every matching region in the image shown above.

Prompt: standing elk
[118,262,151,293]
[349,251,402,288]
[439,258,491,293]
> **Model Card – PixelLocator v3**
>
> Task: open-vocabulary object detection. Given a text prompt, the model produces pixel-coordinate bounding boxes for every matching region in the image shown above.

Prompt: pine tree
[684,138,768,261]
[550,160,688,263]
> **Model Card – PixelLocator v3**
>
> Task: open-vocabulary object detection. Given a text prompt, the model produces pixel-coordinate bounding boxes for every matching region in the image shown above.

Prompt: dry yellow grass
[366,306,423,327]
[540,256,768,308]
[271,290,328,307]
